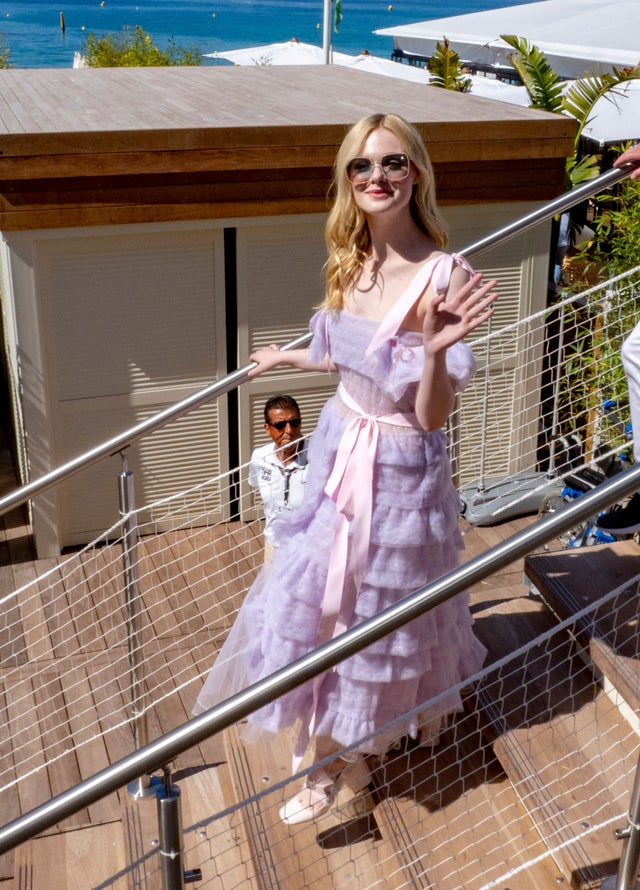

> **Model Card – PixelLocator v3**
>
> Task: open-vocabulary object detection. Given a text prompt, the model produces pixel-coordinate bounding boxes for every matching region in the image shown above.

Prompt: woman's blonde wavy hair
[322,113,448,311]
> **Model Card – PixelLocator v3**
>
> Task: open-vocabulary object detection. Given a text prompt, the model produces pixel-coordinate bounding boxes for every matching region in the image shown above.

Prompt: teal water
[0,0,532,69]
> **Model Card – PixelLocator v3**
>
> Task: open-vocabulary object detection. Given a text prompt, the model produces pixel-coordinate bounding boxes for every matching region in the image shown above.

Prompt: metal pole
[601,752,640,890]
[322,0,332,63]
[118,455,151,798]
[474,315,492,494]
[547,305,566,475]
[155,767,202,889]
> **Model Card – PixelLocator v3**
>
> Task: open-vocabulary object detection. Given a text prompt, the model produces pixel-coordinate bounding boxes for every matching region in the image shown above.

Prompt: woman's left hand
[423,273,497,355]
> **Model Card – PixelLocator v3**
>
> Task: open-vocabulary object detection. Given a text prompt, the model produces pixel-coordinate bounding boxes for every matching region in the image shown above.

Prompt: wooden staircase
[4,525,640,889]
[511,539,640,890]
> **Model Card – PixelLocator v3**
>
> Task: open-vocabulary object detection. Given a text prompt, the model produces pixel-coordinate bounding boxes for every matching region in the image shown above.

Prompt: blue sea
[0,0,532,69]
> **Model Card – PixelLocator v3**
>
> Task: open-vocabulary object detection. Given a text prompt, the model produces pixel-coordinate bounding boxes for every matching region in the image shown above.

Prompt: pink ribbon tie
[293,384,419,762]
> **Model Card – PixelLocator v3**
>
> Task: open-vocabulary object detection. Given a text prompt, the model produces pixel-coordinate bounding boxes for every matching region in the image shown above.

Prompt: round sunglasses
[346,152,411,183]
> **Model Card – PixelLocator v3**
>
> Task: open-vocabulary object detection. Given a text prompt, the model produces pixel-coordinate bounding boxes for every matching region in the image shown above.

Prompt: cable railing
[1,461,639,854]
[1,163,639,890]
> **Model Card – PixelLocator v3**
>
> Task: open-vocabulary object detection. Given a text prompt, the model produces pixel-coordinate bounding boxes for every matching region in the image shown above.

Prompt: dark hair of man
[264,394,301,423]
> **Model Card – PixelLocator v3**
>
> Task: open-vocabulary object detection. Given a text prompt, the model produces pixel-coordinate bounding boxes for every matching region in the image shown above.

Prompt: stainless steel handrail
[460,162,636,259]
[1,463,638,854]
[0,161,636,519]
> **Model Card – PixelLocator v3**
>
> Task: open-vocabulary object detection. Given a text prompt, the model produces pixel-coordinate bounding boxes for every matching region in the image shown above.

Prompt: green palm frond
[500,34,564,111]
[567,153,600,186]
[563,66,640,143]
[428,39,472,92]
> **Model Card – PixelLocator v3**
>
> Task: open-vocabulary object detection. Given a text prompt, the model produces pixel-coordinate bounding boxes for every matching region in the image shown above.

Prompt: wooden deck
[0,480,577,890]
[0,386,635,890]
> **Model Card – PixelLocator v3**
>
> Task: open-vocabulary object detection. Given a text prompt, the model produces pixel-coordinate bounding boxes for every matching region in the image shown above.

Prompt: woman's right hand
[248,344,283,377]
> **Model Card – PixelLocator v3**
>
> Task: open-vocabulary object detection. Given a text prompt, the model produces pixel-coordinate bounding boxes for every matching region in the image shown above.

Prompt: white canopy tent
[376,0,640,80]
[207,40,327,66]
[207,40,533,101]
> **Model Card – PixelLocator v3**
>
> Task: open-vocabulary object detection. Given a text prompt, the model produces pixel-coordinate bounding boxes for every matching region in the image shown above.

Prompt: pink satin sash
[294,384,421,761]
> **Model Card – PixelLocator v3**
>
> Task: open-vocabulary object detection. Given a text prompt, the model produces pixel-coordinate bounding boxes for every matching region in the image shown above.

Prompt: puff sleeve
[308,309,330,365]
[382,337,477,402]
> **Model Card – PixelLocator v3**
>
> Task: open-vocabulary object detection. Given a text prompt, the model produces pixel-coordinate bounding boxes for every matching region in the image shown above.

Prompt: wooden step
[473,606,638,888]
[225,727,392,890]
[12,821,127,890]
[371,713,565,890]
[524,540,640,722]
[223,715,564,890]
[489,689,637,890]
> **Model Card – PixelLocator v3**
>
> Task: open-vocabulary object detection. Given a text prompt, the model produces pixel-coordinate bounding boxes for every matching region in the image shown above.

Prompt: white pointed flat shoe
[279,768,337,825]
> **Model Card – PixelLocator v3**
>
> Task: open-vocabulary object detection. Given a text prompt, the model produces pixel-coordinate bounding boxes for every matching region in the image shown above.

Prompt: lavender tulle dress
[194,254,487,756]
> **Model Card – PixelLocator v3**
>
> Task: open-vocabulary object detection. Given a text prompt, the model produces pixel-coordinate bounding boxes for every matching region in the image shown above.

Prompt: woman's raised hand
[423,273,498,355]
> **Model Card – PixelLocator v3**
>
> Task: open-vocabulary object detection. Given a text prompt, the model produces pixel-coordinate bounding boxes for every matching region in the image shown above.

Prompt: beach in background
[0,0,532,69]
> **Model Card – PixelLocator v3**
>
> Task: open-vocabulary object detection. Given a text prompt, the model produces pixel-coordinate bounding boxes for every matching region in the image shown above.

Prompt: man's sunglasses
[267,419,301,431]
[346,152,411,183]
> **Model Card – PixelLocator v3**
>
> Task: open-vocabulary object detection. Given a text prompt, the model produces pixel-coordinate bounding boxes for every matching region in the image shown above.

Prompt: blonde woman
[195,113,497,824]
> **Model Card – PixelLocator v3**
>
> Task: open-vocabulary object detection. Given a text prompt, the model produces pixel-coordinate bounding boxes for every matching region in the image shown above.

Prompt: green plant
[554,170,640,448]
[0,34,12,69]
[83,25,201,67]
[502,35,639,189]
[428,39,471,92]
[501,35,640,254]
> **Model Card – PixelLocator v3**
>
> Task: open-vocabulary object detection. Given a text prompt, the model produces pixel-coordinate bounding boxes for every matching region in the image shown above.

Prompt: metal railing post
[118,454,151,797]
[602,751,640,890]
[155,767,202,889]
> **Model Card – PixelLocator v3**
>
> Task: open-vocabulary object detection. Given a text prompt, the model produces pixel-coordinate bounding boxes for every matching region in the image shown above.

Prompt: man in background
[249,394,308,555]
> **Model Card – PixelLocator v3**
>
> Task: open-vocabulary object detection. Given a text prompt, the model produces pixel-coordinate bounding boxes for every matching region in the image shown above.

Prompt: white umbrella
[207,39,326,66]
[210,41,427,78]
[580,80,640,146]
[334,51,429,82]
[466,74,530,106]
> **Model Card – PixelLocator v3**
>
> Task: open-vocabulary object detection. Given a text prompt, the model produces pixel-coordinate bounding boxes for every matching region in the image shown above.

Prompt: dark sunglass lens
[382,154,409,178]
[271,419,301,430]
[347,158,373,181]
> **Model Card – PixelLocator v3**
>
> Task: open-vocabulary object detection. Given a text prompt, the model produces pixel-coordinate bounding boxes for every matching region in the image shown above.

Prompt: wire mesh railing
[1,261,640,887]
[457,263,640,527]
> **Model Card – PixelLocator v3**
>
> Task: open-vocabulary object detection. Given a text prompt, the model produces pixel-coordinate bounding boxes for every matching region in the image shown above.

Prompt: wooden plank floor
[0,496,568,890]
[0,420,592,890]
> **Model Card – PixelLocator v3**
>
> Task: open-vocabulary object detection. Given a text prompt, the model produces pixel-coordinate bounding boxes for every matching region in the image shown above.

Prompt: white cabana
[376,0,640,80]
